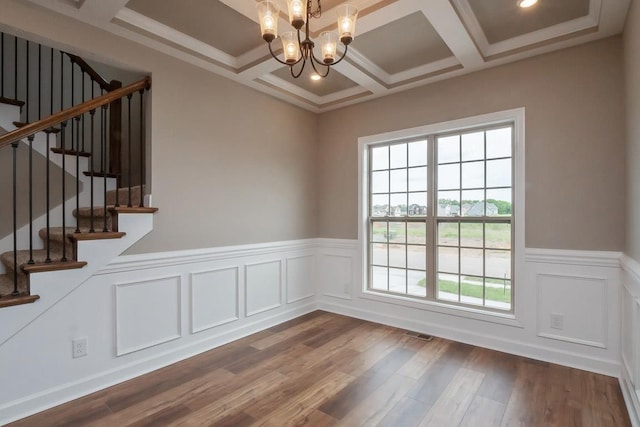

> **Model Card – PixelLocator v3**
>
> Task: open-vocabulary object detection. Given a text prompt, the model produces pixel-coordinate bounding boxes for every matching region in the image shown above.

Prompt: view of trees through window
[368,124,514,311]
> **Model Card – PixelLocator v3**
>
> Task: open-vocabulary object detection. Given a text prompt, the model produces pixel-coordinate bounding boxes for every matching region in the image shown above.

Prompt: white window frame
[357,108,525,327]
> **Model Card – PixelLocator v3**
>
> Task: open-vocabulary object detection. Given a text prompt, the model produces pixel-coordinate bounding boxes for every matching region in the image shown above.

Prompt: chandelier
[257,0,358,79]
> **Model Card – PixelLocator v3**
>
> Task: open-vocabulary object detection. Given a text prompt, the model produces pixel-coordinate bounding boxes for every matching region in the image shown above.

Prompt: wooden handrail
[64,52,113,92]
[0,76,151,150]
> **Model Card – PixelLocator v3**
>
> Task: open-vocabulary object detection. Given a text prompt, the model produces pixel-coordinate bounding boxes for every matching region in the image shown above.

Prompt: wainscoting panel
[191,267,239,333]
[245,260,282,317]
[286,255,315,304]
[536,273,607,348]
[620,255,640,427]
[115,275,182,356]
[319,254,354,300]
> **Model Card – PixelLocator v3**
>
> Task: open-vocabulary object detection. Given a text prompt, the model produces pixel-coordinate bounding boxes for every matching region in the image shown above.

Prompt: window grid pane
[435,126,513,310]
[368,124,513,312]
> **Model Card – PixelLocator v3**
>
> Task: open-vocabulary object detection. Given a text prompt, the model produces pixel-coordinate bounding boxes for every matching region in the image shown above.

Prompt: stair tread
[0,249,69,270]
[111,206,158,214]
[0,97,25,108]
[51,147,91,157]
[22,260,87,274]
[70,231,125,241]
[0,293,39,308]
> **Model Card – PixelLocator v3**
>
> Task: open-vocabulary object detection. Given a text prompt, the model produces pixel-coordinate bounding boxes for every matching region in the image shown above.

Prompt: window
[362,110,523,314]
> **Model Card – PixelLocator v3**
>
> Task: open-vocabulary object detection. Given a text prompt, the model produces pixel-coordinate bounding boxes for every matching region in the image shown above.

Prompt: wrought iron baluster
[60,121,68,262]
[50,47,53,116]
[38,44,41,121]
[81,71,86,152]
[26,40,29,124]
[102,102,108,232]
[139,89,145,207]
[11,141,19,295]
[28,135,34,264]
[127,93,132,207]
[45,131,52,263]
[89,83,96,234]
[13,35,17,100]
[71,60,75,150]
[1,33,4,98]
[75,115,81,233]
[60,51,63,113]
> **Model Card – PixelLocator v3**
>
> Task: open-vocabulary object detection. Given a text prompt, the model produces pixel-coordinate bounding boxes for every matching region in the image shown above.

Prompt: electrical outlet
[550,313,564,330]
[72,337,88,359]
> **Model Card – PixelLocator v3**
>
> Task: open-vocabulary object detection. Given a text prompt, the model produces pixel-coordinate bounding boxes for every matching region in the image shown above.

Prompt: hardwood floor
[9,311,631,426]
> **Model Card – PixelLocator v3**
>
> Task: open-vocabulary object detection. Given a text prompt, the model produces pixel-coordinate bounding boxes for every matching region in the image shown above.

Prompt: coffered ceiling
[26,0,630,113]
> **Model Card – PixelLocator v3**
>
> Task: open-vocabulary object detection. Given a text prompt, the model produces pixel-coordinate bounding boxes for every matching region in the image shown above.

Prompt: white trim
[97,239,318,274]
[357,108,526,323]
[621,367,640,427]
[315,238,358,251]
[527,248,622,268]
[622,254,640,284]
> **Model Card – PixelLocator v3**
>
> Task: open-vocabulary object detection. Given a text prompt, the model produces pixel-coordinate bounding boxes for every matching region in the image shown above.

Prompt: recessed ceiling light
[517,0,538,8]
[310,73,322,81]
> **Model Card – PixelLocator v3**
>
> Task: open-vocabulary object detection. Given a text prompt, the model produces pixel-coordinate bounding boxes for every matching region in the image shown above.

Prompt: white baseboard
[621,367,640,427]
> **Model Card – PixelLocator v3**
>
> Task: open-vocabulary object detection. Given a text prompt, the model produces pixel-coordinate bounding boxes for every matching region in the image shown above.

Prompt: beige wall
[317,37,626,251]
[625,2,640,262]
[0,1,628,254]
[0,1,318,254]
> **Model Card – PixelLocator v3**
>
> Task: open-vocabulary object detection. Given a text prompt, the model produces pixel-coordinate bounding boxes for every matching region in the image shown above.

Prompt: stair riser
[106,186,144,206]
[75,217,113,231]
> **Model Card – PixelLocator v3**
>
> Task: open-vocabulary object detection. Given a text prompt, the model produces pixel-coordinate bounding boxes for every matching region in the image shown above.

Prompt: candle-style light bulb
[288,0,307,29]
[257,1,279,42]
[320,31,338,64]
[336,5,358,45]
[281,32,300,64]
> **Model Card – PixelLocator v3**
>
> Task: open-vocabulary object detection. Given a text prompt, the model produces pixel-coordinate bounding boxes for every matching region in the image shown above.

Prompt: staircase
[0,31,155,310]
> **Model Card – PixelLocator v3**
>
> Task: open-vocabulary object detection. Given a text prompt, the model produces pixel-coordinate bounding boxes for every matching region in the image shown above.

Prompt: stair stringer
[0,211,155,346]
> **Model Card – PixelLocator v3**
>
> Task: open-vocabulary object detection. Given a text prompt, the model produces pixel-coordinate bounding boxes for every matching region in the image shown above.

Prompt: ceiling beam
[419,0,484,70]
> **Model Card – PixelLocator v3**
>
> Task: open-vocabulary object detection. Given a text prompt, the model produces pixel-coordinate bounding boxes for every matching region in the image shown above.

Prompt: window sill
[360,289,524,328]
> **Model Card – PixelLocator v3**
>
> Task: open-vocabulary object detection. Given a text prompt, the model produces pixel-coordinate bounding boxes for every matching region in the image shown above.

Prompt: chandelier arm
[297,29,308,60]
[268,41,303,66]
[309,56,330,78]
[290,59,307,78]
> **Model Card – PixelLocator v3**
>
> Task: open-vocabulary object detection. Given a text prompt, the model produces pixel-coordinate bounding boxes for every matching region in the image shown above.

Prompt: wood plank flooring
[9,311,631,426]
